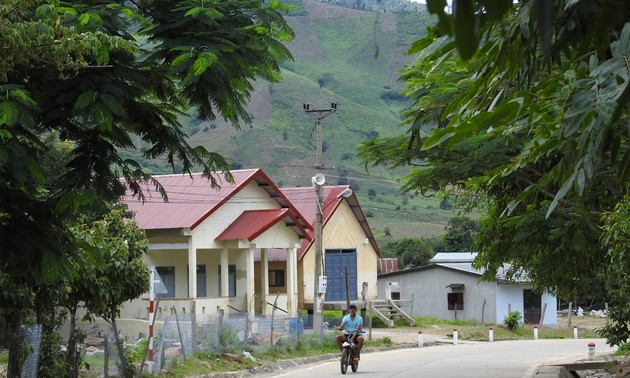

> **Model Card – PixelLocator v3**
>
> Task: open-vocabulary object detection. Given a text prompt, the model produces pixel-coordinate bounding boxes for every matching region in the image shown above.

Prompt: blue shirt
[342,313,363,334]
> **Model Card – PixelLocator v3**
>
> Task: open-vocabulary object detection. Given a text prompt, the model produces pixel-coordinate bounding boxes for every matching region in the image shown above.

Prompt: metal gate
[324,249,357,301]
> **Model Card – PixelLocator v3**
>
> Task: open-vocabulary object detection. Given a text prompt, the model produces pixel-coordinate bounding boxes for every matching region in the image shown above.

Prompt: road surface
[253,338,615,378]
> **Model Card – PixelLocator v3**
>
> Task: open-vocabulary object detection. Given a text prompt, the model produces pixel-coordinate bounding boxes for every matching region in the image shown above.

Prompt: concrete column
[287,246,298,316]
[246,247,256,323]
[188,237,197,298]
[221,248,229,297]
[261,248,269,316]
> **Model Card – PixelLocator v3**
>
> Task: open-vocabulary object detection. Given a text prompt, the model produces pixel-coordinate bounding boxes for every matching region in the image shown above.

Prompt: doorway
[523,289,542,324]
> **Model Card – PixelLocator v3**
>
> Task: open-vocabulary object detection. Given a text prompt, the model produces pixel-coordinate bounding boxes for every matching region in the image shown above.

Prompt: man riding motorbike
[336,304,363,363]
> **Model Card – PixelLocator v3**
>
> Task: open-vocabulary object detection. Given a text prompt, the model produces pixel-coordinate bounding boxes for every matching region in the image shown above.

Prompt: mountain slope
[124,1,457,239]
[184,0,432,186]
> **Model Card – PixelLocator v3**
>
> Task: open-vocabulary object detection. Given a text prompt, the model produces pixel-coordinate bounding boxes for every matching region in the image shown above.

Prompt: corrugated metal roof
[378,261,528,283]
[431,252,477,263]
[435,262,482,275]
[121,169,310,234]
[378,258,399,274]
[254,248,290,262]
[281,185,381,260]
[216,209,308,241]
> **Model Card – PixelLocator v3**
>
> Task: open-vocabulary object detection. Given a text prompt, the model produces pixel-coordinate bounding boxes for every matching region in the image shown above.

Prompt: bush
[504,311,522,331]
[616,342,630,356]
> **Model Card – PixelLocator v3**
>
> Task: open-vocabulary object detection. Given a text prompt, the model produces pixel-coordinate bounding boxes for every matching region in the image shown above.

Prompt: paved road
[253,338,616,378]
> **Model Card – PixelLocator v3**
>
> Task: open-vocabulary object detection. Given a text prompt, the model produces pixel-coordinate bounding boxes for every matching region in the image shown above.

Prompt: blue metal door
[324,249,357,301]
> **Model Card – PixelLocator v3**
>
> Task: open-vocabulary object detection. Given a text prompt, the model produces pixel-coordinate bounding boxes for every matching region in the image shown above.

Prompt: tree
[600,196,630,346]
[358,1,630,343]
[384,238,434,268]
[442,216,477,252]
[1,0,294,372]
[72,205,149,377]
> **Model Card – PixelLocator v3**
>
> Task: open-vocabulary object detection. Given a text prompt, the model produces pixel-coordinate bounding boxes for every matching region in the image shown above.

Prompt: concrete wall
[301,201,379,304]
[496,285,557,325]
[377,267,498,323]
[496,284,525,324]
[194,183,282,248]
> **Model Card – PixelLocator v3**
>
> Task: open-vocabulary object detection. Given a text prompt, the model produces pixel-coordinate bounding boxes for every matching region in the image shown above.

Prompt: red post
[148,267,155,371]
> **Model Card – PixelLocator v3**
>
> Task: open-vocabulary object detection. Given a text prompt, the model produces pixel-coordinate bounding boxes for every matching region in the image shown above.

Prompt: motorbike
[340,330,359,374]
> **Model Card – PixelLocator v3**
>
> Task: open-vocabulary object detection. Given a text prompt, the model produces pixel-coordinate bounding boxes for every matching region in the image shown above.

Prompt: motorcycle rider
[336,304,363,363]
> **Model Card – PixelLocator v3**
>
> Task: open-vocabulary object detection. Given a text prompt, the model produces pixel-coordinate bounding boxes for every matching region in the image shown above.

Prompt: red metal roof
[215,209,308,241]
[378,258,399,274]
[280,186,381,260]
[121,169,310,234]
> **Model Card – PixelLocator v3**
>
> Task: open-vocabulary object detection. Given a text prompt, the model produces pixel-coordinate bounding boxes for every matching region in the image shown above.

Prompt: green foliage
[1,0,295,373]
[600,196,630,346]
[615,342,630,356]
[503,312,522,332]
[359,0,630,347]
[442,216,478,252]
[124,337,148,367]
[383,237,434,268]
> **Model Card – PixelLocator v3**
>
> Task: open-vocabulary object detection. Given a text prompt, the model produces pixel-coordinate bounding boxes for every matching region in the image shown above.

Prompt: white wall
[194,183,281,248]
[541,292,558,325]
[496,284,557,325]
[377,267,498,323]
[496,284,524,324]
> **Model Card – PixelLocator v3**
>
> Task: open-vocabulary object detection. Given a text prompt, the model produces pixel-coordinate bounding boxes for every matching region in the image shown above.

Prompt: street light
[336,188,353,199]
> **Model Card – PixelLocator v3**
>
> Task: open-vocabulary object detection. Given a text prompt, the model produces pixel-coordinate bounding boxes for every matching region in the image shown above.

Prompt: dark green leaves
[453,0,478,60]
[427,0,514,60]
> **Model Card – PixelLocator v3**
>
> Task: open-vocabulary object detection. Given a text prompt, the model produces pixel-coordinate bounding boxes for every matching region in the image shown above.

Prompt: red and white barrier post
[588,342,596,359]
[148,266,155,373]
[488,327,494,342]
[418,330,424,348]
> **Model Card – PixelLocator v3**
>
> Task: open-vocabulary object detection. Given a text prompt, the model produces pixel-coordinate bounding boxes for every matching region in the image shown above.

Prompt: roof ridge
[149,168,259,178]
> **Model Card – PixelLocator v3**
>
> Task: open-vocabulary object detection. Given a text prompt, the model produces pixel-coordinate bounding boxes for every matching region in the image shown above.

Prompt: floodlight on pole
[336,188,353,199]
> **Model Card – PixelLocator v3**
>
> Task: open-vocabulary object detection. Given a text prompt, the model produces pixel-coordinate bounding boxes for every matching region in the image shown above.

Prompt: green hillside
[128,0,463,240]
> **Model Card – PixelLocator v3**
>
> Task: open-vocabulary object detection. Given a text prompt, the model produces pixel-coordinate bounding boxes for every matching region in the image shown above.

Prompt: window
[269,270,285,287]
[156,266,175,298]
[186,265,206,297]
[447,292,464,310]
[218,264,236,297]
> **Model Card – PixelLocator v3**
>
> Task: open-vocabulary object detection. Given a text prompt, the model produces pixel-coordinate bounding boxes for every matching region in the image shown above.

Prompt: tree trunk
[109,312,130,377]
[7,316,26,378]
[66,306,79,378]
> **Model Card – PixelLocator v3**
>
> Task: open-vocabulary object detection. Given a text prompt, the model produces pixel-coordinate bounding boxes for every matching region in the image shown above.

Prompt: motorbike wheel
[351,351,358,372]
[340,348,349,374]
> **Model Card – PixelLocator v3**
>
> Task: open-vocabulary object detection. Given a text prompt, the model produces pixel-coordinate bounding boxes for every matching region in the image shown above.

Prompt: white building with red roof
[120,169,311,325]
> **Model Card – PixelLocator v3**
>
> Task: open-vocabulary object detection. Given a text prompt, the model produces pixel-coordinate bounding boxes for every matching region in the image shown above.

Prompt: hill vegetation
[124,0,463,241]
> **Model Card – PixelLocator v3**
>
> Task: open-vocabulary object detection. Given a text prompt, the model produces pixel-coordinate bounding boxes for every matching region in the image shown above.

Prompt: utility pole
[303,102,337,339]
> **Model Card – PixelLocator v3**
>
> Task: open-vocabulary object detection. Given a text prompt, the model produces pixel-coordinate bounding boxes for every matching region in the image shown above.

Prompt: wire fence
[3,311,345,377]
[21,324,42,378]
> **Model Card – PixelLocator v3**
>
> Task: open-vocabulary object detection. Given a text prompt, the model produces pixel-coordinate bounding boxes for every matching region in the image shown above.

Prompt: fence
[21,324,42,378]
[3,311,345,377]
[143,309,344,375]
